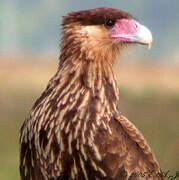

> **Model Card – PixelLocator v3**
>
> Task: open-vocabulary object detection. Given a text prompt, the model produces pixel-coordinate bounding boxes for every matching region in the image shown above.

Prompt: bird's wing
[93,114,164,180]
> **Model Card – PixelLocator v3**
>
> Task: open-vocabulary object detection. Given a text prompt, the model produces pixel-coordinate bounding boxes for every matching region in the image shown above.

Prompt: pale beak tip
[135,23,153,49]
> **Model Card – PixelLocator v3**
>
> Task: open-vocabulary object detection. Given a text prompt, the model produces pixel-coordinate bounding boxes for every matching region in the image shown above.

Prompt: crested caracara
[20,7,164,180]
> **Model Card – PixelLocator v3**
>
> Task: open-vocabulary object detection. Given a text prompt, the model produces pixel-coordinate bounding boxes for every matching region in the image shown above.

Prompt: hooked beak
[109,19,153,49]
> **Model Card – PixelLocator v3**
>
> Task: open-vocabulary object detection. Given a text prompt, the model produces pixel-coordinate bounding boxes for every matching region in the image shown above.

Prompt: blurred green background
[0,1,179,180]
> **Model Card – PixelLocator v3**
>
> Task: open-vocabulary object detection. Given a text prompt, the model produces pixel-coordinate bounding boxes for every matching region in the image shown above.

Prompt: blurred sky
[1,0,179,61]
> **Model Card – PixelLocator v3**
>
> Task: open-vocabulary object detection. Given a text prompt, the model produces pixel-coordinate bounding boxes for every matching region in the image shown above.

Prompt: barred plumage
[20,7,163,180]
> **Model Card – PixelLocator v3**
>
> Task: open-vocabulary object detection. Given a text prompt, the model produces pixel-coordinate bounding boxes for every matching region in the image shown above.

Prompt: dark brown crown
[62,7,132,26]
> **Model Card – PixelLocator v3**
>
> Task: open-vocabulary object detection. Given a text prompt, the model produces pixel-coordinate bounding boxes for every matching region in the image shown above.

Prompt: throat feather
[54,59,119,136]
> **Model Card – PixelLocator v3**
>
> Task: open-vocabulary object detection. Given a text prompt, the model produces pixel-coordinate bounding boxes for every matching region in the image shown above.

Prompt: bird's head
[62,8,152,61]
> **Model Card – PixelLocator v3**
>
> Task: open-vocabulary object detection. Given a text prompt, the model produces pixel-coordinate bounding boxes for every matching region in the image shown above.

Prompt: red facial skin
[109,19,139,42]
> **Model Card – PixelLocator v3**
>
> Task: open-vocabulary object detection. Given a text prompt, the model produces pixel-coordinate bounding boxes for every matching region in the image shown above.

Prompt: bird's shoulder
[92,114,164,180]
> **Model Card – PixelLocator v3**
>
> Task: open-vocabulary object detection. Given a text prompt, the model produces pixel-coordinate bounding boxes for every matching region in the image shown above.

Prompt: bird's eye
[105,19,115,28]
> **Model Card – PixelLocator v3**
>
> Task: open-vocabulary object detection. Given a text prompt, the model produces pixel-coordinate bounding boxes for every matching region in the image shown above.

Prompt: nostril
[133,21,139,30]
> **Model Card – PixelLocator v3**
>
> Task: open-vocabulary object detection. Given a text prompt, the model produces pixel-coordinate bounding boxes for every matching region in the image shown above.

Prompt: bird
[20,7,164,180]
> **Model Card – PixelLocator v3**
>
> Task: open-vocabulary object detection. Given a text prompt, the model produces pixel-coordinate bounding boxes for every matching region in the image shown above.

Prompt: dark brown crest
[62,7,132,26]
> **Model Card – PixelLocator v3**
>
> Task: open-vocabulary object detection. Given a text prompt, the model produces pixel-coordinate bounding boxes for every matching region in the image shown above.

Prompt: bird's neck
[52,55,119,141]
[57,28,120,113]
[58,49,119,113]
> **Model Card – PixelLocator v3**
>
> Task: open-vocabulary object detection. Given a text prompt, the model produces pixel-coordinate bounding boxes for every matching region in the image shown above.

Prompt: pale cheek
[80,25,108,40]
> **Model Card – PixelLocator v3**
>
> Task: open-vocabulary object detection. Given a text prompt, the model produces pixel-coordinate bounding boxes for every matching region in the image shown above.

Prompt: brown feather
[20,7,164,180]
